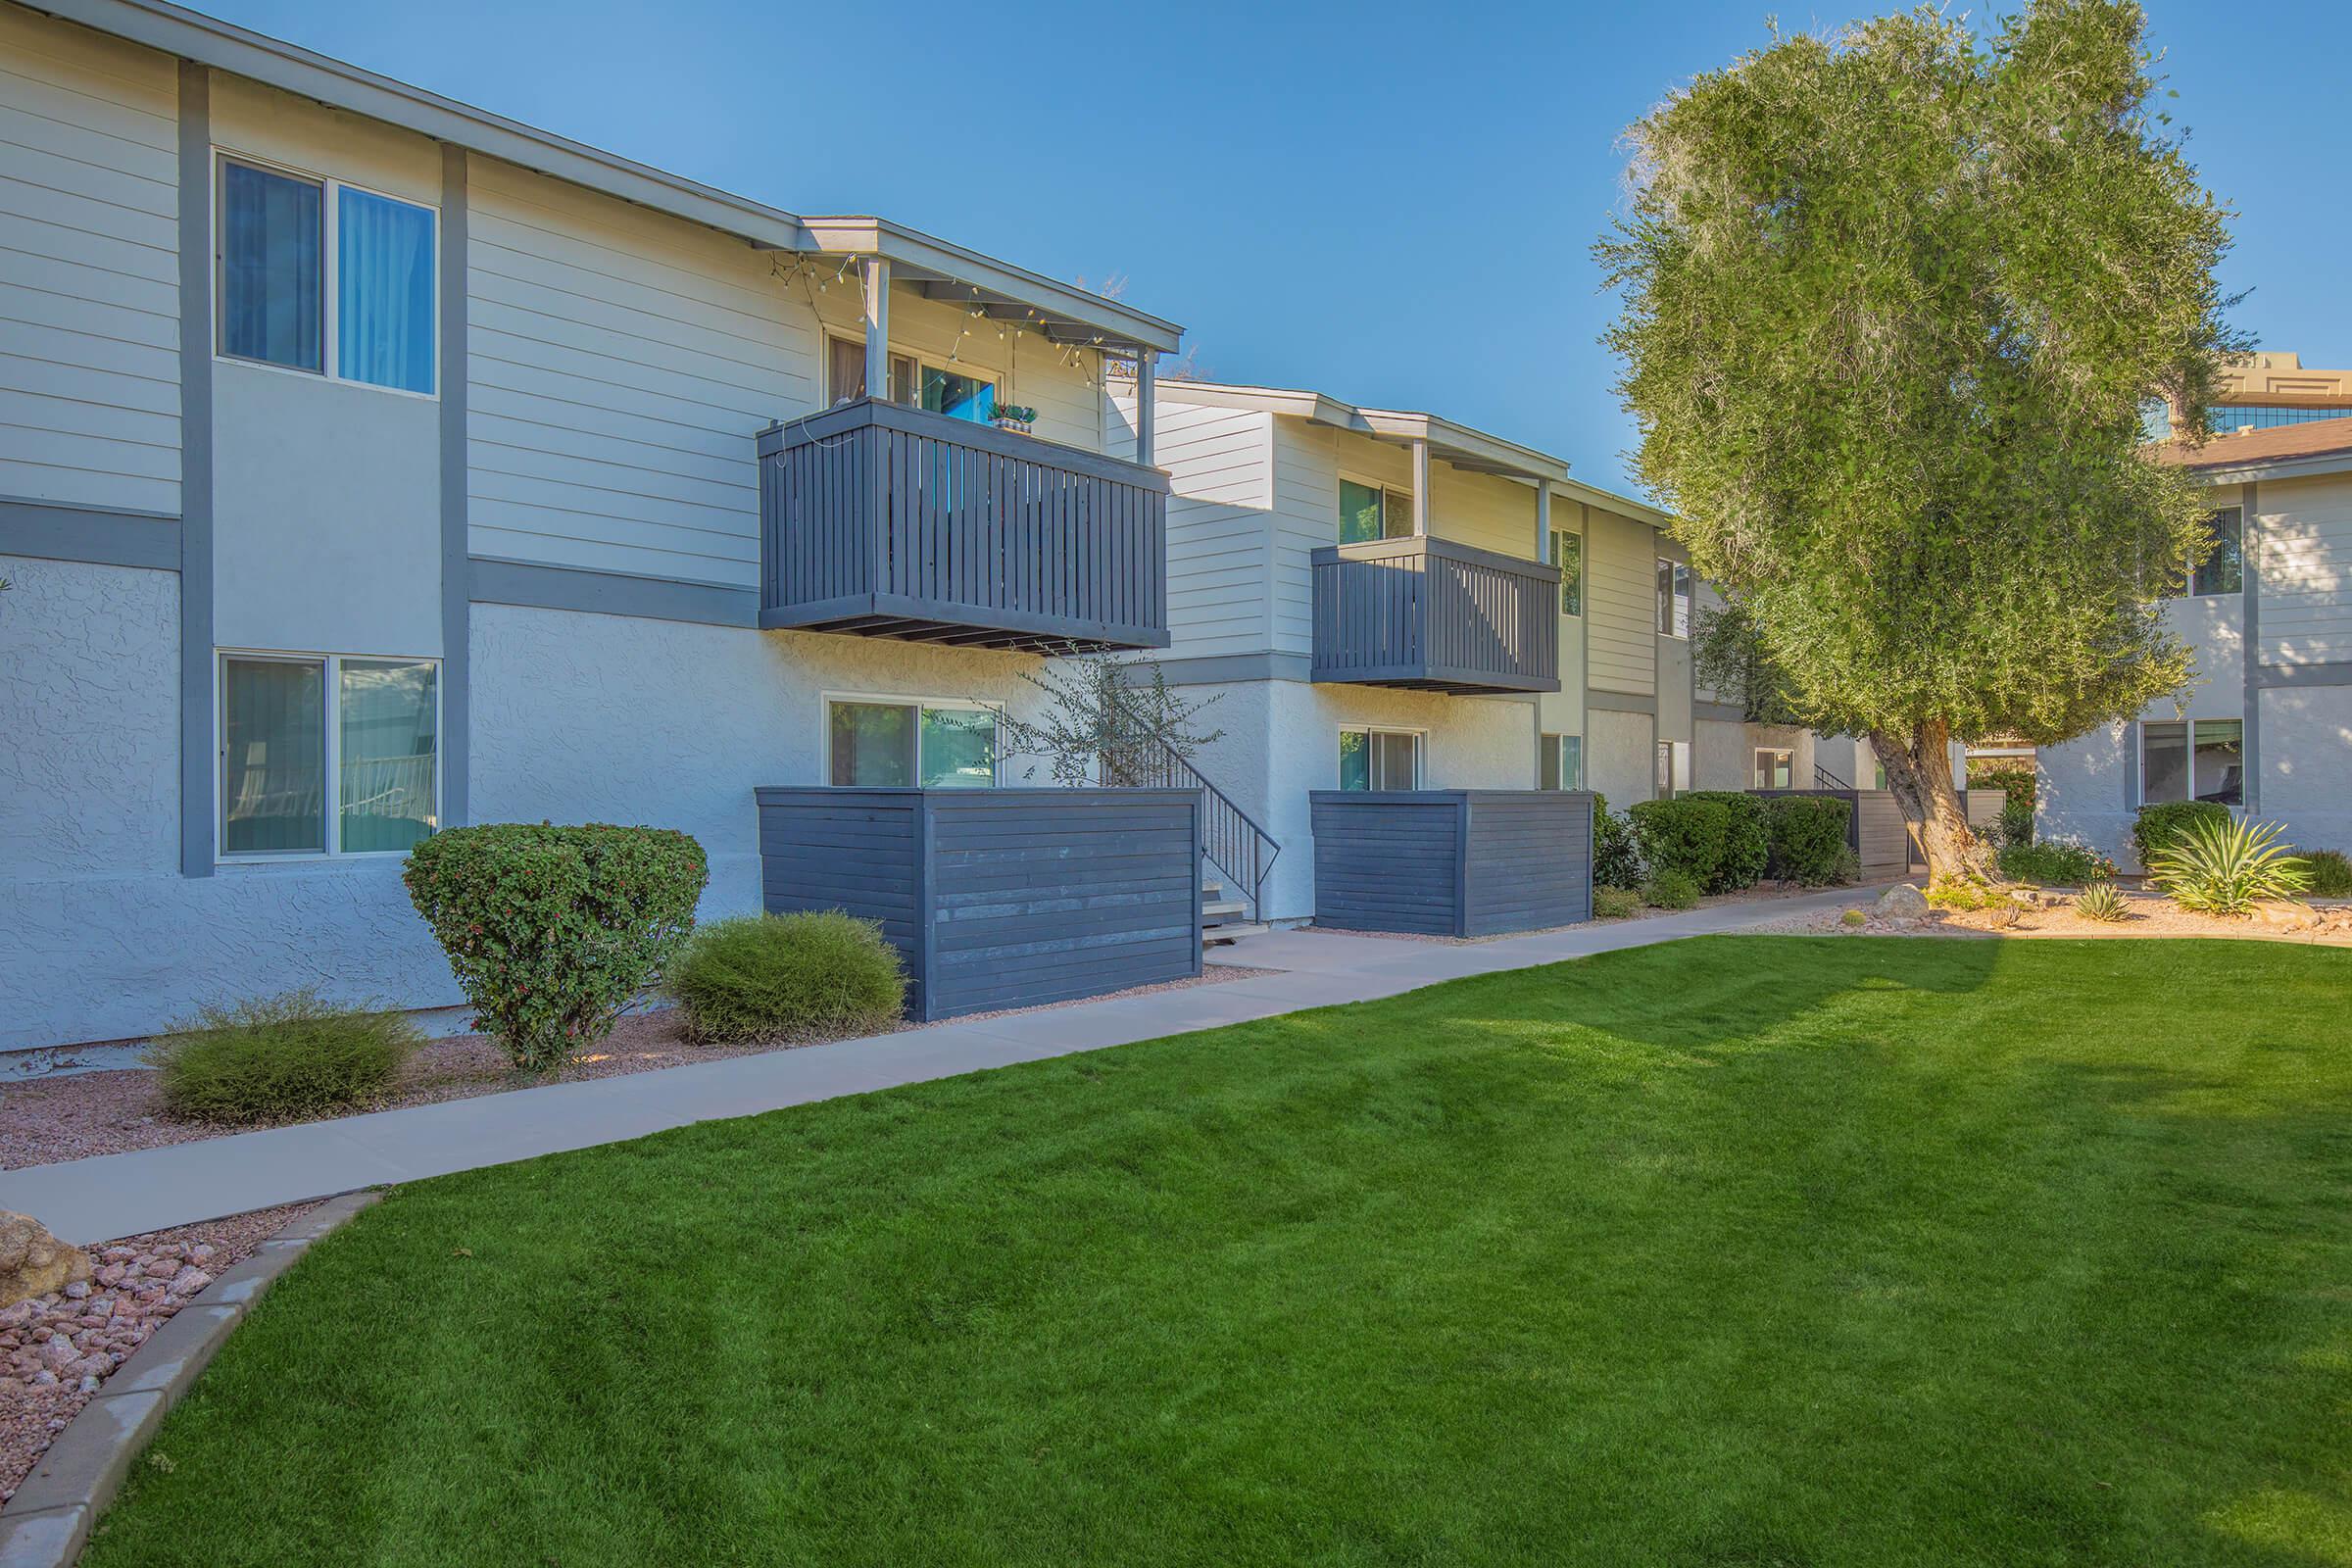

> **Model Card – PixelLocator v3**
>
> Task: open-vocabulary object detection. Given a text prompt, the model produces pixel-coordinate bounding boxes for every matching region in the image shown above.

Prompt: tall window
[2141,718,2241,806]
[1656,559,1691,637]
[1541,734,1584,791]
[828,699,998,788]
[1339,727,1421,790]
[220,653,438,858]
[2190,508,2243,597]
[1339,479,1413,544]
[1551,529,1583,615]
[1654,739,1690,798]
[1753,749,1793,790]
[218,156,436,394]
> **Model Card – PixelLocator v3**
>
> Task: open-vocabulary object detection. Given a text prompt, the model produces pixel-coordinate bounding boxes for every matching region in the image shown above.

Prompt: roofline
[28,0,1182,353]
[2180,448,2352,485]
[1133,376,1676,523]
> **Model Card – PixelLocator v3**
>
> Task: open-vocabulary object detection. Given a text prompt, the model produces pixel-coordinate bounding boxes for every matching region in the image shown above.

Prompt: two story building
[2041,355,2352,863]
[0,0,1187,1048]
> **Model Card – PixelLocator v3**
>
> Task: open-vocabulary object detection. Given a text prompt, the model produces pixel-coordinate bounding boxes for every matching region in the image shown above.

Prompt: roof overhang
[2179,450,2352,486]
[28,0,1181,355]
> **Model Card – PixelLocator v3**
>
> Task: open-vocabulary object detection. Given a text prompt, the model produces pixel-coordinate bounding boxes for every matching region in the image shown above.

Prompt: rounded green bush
[2130,800,2230,868]
[666,911,907,1044]
[1682,792,1770,892]
[1629,798,1732,890]
[147,989,421,1124]
[2304,849,2352,899]
[1766,796,1854,886]
[1591,793,1644,890]
[1643,867,1702,910]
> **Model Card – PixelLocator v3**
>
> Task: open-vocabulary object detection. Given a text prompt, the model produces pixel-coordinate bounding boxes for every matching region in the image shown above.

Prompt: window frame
[1338,471,1415,544]
[1337,724,1425,791]
[213,148,440,399]
[1540,732,1584,791]
[1655,738,1690,799]
[823,333,993,416]
[1752,748,1794,790]
[1656,558,1691,638]
[215,648,442,863]
[1550,528,1583,616]
[2138,715,2244,808]
[822,692,1004,789]
[2186,506,2244,599]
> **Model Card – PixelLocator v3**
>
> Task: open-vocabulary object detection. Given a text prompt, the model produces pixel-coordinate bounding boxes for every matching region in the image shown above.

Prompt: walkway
[1,888,1870,1243]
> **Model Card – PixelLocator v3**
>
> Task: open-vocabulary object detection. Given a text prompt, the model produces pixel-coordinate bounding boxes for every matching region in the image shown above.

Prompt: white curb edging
[0,1191,382,1567]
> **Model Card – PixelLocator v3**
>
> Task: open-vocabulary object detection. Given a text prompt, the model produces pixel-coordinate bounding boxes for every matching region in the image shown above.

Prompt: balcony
[1309,536,1560,694]
[757,398,1170,653]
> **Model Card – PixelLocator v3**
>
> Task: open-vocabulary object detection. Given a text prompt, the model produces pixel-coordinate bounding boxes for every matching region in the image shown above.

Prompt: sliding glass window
[220,654,438,858]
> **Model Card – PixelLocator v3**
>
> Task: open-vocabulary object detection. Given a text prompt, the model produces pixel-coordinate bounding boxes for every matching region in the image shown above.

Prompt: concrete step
[1202,922,1270,947]
[1201,899,1249,922]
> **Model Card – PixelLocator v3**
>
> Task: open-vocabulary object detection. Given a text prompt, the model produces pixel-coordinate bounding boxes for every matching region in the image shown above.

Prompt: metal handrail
[1129,742,1281,919]
[1813,763,1853,791]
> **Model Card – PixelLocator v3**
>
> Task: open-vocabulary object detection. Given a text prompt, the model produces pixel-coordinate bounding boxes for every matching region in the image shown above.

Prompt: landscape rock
[0,1211,90,1307]
[1876,884,1930,917]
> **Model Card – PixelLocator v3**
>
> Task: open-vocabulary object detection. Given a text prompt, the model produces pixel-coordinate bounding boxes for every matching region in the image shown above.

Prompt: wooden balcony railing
[1309,535,1560,694]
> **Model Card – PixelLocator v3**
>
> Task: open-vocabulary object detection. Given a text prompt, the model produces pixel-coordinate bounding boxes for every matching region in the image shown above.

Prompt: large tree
[1600,0,2239,884]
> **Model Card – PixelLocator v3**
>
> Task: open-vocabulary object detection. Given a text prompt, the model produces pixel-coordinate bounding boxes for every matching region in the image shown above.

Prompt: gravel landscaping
[1751,887,2352,943]
[0,1202,318,1505]
[0,967,1270,1173]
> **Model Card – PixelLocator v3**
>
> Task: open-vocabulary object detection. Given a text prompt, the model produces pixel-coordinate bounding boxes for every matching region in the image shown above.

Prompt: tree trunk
[1869,719,1999,887]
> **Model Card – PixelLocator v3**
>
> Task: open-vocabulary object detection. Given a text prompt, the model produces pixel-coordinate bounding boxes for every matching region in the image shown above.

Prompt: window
[824,337,993,421]
[1339,727,1421,790]
[1551,529,1583,616]
[920,366,997,422]
[2190,508,2243,597]
[1656,559,1691,638]
[2204,404,2352,431]
[220,653,438,858]
[217,156,436,394]
[827,699,998,788]
[1654,739,1690,798]
[2140,718,2241,806]
[1752,749,1793,790]
[1339,479,1413,544]
[1541,734,1584,791]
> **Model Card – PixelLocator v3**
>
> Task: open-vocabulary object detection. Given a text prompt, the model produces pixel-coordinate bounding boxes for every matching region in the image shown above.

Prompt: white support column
[1135,351,1156,466]
[1536,483,1552,564]
[1410,438,1430,536]
[861,256,891,401]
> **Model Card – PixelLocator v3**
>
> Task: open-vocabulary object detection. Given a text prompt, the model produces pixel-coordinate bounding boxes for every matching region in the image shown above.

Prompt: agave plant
[2145,817,2312,917]
[2074,881,2130,923]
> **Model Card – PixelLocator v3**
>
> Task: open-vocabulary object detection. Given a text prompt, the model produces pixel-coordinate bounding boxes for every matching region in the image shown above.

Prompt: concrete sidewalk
[1,888,1868,1243]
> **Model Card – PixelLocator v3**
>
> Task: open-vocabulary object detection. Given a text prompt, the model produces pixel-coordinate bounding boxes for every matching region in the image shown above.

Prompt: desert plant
[1593,885,1642,920]
[2303,850,2352,899]
[1592,793,1644,891]
[665,912,906,1044]
[1765,795,1853,886]
[1926,878,2001,912]
[1643,867,1702,910]
[1839,908,1868,928]
[1997,839,2115,887]
[404,823,708,1074]
[1682,792,1769,892]
[2130,800,2231,868]
[1629,797,1732,890]
[147,989,420,1124]
[2075,881,2131,923]
[2146,816,2312,917]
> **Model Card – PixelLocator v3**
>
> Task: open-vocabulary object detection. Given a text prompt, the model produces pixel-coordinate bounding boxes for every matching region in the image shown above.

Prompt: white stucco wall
[1587,708,1655,809]
[2259,685,2352,853]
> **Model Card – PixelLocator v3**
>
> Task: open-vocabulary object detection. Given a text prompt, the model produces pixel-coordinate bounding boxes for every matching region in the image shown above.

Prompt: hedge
[404,822,708,1074]
[1591,792,1644,890]
[1629,797,1733,890]
[1680,791,1770,892]
[2130,800,2231,868]
[1766,795,1854,886]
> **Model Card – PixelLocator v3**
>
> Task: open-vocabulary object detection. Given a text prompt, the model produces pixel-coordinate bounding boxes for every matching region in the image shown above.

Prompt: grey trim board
[439,145,470,828]
[0,499,177,570]
[1143,651,1315,686]
[2241,481,2260,813]
[1694,700,1745,724]
[1587,689,1657,715]
[176,62,215,881]
[468,558,758,627]
[2252,662,2352,689]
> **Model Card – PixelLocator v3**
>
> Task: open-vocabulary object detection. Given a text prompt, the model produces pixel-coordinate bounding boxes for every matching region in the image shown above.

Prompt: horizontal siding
[0,4,178,514]
[1587,504,1656,695]
[1310,795,1461,935]
[1462,794,1592,934]
[1129,395,1273,660]
[2258,472,2352,666]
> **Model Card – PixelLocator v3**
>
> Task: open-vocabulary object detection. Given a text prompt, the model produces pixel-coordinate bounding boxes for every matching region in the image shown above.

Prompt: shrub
[1591,793,1643,891]
[1629,797,1732,890]
[1592,885,1642,920]
[1995,799,2035,852]
[1832,846,1863,885]
[2075,881,2130,922]
[1996,838,2115,887]
[1927,877,2001,911]
[1681,792,1770,892]
[1839,908,1868,927]
[1643,867,1702,910]
[404,822,708,1074]
[2130,800,2231,867]
[2304,850,2352,899]
[666,912,907,1043]
[1975,765,2037,851]
[1766,796,1854,886]
[147,989,420,1123]
[2146,816,2311,917]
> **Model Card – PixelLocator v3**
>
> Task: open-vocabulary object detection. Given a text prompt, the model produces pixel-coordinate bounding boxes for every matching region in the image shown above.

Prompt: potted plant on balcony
[992,402,1038,434]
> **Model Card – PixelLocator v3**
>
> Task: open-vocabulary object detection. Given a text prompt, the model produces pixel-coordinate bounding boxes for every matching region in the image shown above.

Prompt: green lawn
[87,938,2352,1567]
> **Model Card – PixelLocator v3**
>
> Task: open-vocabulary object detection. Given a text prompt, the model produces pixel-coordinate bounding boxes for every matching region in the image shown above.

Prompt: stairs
[1200,878,1268,948]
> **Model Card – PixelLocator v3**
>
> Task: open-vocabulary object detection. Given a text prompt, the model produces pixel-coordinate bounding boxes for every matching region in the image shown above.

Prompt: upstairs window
[2190,508,2243,597]
[218,156,437,394]
[1339,727,1421,790]
[1339,479,1413,544]
[1656,559,1691,637]
[1551,529,1583,615]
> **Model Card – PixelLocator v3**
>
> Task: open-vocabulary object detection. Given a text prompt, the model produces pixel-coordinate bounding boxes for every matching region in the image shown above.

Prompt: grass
[88,938,2352,1567]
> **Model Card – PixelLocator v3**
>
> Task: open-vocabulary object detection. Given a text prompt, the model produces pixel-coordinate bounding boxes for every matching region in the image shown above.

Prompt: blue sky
[206,0,2352,495]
